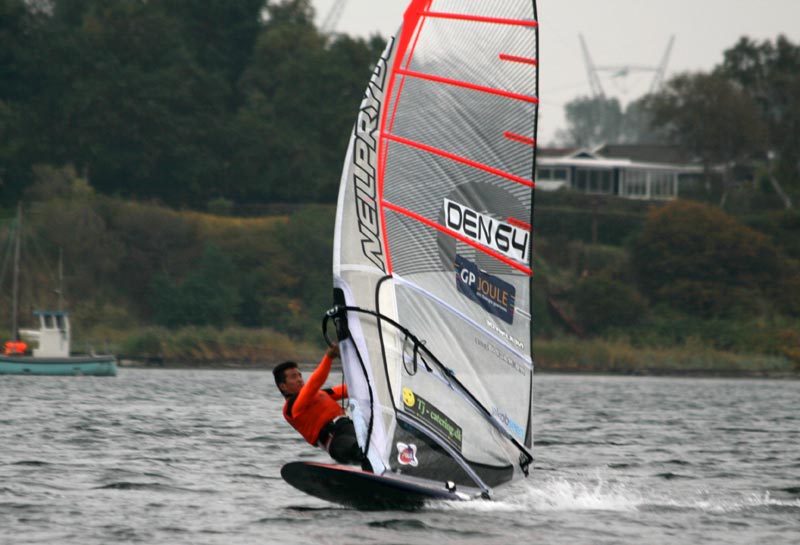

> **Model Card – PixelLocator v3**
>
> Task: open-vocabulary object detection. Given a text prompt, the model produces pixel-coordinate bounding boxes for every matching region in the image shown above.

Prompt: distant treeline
[1,0,385,207]
[1,180,798,368]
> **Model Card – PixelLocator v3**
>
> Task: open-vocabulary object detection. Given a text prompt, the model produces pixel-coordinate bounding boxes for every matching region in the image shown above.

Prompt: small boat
[1,205,117,376]
[1,310,117,376]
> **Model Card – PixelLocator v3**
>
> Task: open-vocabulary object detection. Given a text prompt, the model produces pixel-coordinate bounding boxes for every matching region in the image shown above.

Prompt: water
[1,370,798,545]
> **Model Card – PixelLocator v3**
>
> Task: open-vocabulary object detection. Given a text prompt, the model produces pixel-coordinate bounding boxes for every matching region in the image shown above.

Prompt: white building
[537,144,704,201]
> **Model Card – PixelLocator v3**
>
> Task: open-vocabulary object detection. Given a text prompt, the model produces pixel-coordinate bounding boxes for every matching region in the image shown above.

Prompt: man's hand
[326,343,340,360]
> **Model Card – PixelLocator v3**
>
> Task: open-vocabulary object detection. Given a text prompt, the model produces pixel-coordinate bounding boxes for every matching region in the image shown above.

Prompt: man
[273,344,365,467]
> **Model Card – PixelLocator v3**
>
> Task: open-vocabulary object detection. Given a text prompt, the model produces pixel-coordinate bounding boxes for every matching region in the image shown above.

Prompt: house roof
[595,144,697,164]
[538,144,703,172]
[538,144,700,167]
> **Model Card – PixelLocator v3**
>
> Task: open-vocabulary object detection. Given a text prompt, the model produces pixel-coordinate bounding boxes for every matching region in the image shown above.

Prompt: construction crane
[579,34,676,98]
[320,0,347,34]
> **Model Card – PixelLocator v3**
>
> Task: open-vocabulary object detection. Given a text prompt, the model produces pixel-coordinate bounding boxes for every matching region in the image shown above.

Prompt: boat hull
[0,355,118,376]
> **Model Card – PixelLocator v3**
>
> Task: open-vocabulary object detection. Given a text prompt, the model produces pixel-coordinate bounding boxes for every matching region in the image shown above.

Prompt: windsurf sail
[330,0,538,499]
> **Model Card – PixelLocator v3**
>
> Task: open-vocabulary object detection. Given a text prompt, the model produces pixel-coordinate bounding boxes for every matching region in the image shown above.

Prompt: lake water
[1,370,798,545]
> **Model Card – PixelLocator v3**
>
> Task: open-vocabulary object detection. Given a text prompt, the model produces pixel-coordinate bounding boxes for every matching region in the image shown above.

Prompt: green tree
[631,200,783,317]
[619,97,669,144]
[232,0,382,203]
[717,35,800,197]
[0,0,51,202]
[151,245,241,328]
[269,204,335,339]
[557,95,624,147]
[64,2,231,205]
[645,73,769,205]
[102,200,201,316]
[161,0,263,85]
[572,273,647,335]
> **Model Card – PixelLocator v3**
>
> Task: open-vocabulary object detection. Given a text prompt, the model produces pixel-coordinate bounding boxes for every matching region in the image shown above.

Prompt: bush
[571,273,648,335]
[150,244,241,328]
[632,200,784,318]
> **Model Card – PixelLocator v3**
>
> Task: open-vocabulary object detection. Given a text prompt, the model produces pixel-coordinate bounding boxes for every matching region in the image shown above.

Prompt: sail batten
[334,0,538,496]
[499,53,539,66]
[422,11,538,28]
[382,133,536,188]
[394,68,539,104]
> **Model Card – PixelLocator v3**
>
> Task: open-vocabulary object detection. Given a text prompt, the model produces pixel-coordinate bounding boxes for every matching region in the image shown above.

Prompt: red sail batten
[384,133,535,189]
[504,132,537,147]
[499,53,538,66]
[422,11,538,28]
[395,68,539,104]
[508,217,532,231]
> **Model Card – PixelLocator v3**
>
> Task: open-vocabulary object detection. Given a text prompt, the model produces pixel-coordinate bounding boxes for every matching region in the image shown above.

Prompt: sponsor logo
[404,390,463,450]
[351,38,395,272]
[444,199,530,264]
[486,319,525,350]
[402,387,416,408]
[397,442,419,466]
[455,255,516,324]
[492,407,526,441]
[474,337,529,376]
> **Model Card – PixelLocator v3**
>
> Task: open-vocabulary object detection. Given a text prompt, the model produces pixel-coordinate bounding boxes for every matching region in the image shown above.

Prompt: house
[536,144,704,200]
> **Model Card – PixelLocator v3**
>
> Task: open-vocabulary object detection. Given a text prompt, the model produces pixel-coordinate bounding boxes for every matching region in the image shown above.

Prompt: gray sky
[311,0,800,145]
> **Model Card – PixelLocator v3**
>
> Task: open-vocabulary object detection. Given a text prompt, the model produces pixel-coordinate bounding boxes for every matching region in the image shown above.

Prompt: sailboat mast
[58,247,64,312]
[10,203,21,340]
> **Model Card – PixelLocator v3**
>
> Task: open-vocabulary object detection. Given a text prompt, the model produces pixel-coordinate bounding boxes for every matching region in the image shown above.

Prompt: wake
[437,473,800,514]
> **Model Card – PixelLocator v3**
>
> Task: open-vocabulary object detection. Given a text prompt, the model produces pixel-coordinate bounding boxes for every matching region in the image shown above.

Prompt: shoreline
[118,360,798,379]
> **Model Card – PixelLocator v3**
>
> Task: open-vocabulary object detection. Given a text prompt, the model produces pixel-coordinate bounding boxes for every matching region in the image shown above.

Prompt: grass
[76,326,321,368]
[534,336,795,377]
[72,326,798,377]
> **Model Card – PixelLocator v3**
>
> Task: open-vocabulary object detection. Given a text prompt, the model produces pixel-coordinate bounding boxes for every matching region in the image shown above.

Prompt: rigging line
[394,68,539,105]
[329,305,534,469]
[383,201,532,276]
[382,133,535,189]
[422,11,538,28]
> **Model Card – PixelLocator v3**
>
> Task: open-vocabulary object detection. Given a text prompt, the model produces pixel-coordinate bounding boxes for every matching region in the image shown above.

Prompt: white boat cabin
[23,311,72,358]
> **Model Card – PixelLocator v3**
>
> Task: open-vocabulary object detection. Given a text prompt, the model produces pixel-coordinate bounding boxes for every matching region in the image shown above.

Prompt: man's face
[280,368,304,396]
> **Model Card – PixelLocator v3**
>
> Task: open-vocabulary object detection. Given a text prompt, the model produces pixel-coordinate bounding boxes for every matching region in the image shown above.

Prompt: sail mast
[57,247,64,312]
[11,203,21,340]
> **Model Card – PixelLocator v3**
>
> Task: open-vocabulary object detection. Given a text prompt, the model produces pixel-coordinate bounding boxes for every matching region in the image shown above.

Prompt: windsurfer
[273,344,369,470]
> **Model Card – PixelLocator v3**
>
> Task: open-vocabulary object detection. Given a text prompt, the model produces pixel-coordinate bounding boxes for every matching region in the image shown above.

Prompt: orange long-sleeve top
[283,353,348,445]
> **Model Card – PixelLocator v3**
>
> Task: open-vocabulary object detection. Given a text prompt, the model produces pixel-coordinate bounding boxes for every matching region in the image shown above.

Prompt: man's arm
[293,344,339,412]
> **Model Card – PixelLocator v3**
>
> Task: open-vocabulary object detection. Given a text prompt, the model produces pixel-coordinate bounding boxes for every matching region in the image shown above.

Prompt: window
[651,172,675,199]
[623,170,647,198]
[575,169,612,195]
[537,167,569,181]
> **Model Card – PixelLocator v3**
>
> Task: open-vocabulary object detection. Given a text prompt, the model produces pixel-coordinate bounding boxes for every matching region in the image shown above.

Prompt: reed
[534,336,794,377]
[110,326,320,367]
